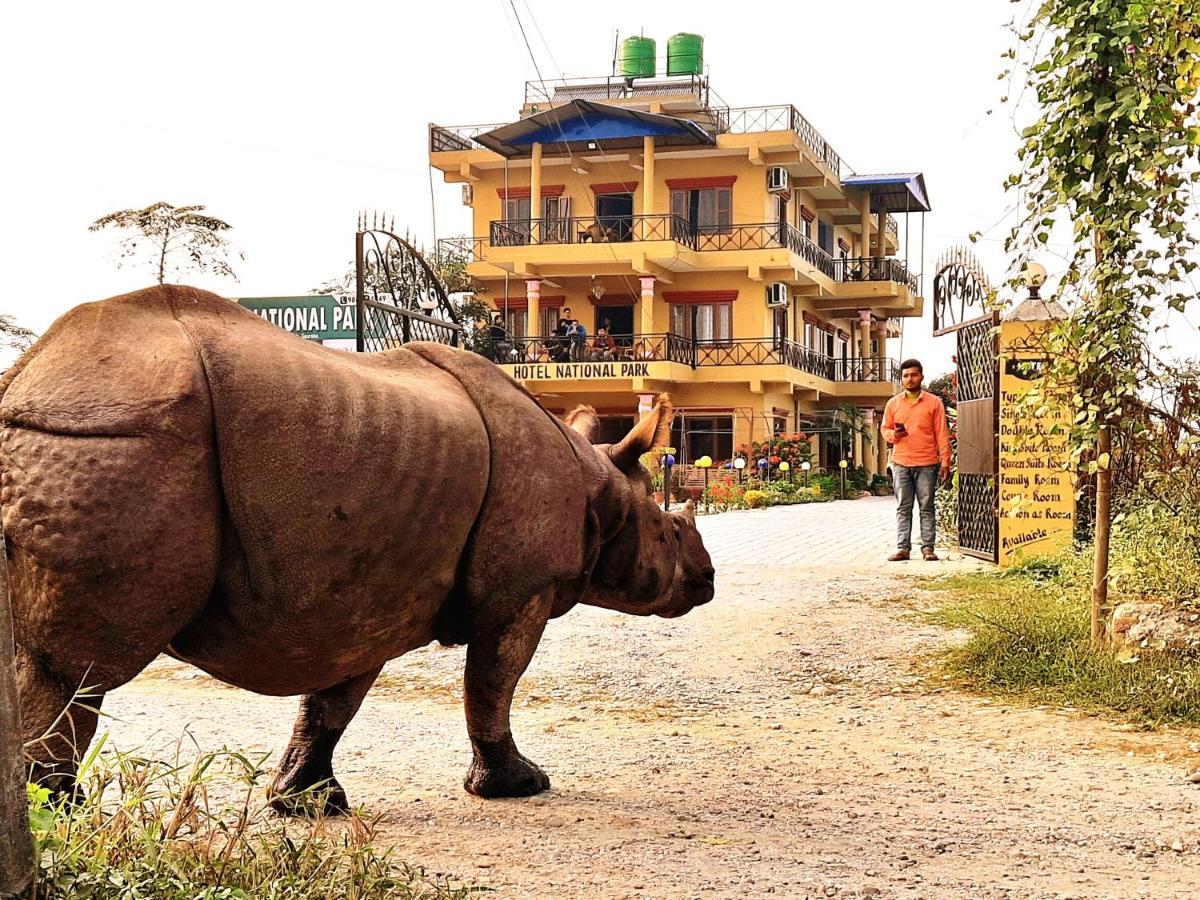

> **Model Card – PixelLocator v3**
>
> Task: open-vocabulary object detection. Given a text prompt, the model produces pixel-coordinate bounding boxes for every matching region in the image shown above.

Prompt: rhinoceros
[0,285,714,811]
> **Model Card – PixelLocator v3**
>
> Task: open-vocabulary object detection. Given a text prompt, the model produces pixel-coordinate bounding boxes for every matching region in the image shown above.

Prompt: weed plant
[923,502,1200,726]
[26,735,484,899]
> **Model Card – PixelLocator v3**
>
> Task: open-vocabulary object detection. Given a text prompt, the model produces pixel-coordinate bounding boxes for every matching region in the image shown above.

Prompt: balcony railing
[831,257,919,293]
[714,105,845,177]
[487,217,836,277]
[482,331,897,383]
[489,215,697,249]
[429,122,508,153]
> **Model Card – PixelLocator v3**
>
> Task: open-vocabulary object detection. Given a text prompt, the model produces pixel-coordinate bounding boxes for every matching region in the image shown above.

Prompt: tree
[89,202,241,285]
[0,315,35,356]
[1004,1,1200,642]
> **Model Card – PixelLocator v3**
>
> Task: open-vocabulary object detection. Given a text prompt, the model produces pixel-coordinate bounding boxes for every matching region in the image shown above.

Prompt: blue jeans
[894,463,939,551]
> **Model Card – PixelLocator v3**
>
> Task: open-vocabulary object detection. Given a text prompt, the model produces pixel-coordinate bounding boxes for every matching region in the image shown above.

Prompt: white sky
[3,0,1196,373]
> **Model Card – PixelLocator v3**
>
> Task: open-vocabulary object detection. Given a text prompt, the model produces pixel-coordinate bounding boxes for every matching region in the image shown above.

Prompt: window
[539,306,561,337]
[773,415,788,437]
[772,307,788,345]
[671,303,731,344]
[817,219,834,255]
[671,188,732,234]
[541,196,571,243]
[672,415,734,465]
[503,308,527,340]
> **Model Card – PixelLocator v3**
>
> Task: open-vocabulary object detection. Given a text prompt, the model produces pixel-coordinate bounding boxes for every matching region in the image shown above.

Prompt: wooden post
[0,532,34,899]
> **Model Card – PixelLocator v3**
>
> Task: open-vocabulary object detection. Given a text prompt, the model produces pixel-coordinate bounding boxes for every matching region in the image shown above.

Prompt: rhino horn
[608,393,674,472]
[563,404,600,443]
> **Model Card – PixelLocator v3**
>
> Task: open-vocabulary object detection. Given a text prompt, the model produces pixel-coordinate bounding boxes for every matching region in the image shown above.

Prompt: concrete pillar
[642,136,655,217]
[637,393,655,422]
[530,142,543,238]
[639,276,656,336]
[526,278,541,339]
[875,208,887,262]
[859,192,871,260]
[858,310,872,379]
[878,417,891,475]
[876,319,889,373]
[863,408,879,477]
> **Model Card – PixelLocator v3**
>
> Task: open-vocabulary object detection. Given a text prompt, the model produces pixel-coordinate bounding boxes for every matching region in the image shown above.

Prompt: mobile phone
[895,423,907,434]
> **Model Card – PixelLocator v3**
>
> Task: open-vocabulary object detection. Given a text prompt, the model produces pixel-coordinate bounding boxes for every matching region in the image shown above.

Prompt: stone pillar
[637,393,655,422]
[858,310,872,379]
[530,142,543,237]
[859,192,871,260]
[642,136,655,217]
[525,278,541,339]
[639,276,656,336]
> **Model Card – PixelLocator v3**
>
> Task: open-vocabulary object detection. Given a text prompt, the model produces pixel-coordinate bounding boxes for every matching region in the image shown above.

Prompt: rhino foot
[464,745,551,799]
[268,776,350,817]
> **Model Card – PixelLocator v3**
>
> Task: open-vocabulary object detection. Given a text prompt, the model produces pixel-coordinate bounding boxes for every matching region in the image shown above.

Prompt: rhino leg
[268,665,381,816]
[463,591,554,798]
[17,649,105,798]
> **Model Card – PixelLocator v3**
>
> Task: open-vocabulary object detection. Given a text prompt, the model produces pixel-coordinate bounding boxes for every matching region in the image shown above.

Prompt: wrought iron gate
[933,248,998,562]
[355,213,461,352]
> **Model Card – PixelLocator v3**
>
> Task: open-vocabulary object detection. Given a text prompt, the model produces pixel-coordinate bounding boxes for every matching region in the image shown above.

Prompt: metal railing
[429,122,508,153]
[886,215,899,240]
[489,214,696,249]
[481,331,897,384]
[524,74,709,108]
[831,257,919,292]
[436,235,487,265]
[487,332,696,366]
[833,357,901,383]
[715,105,844,176]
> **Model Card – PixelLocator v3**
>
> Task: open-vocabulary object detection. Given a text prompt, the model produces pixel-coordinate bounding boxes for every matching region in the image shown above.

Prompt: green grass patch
[922,561,1200,727]
[28,737,485,899]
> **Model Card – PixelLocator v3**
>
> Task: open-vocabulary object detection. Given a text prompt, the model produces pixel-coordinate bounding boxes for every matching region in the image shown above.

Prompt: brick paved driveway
[696,494,987,573]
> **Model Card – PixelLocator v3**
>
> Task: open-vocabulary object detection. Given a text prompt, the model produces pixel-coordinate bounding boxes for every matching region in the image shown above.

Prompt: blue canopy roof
[476,99,714,158]
[841,172,931,213]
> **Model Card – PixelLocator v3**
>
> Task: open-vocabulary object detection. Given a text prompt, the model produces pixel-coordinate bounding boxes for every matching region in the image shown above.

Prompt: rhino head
[562,396,715,620]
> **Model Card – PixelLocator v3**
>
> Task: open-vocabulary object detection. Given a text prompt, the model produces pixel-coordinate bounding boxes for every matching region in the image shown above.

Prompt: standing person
[881,359,951,561]
[552,308,572,362]
[487,314,511,362]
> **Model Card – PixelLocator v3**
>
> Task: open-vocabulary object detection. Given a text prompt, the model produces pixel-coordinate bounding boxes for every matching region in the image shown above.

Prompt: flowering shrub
[734,433,814,475]
[743,490,768,509]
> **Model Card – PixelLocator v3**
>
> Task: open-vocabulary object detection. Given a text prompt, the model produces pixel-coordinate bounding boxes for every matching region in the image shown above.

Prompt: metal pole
[355,229,365,353]
[663,461,673,512]
[0,529,34,900]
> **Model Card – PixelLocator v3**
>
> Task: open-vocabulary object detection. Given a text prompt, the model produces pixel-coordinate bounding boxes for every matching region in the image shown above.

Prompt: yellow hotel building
[430,62,929,475]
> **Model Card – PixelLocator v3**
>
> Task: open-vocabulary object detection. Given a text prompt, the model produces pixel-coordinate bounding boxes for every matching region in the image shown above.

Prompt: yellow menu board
[997,318,1075,566]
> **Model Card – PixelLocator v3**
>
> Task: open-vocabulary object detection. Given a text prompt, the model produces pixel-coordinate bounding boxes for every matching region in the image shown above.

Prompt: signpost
[236,295,358,344]
[997,296,1074,566]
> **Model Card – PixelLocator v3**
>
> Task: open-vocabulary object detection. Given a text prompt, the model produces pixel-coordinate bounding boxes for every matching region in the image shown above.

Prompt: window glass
[539,306,560,337]
[670,303,732,342]
[504,308,527,340]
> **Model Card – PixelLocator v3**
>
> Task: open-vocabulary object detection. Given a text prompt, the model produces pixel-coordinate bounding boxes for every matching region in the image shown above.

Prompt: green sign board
[237,295,357,342]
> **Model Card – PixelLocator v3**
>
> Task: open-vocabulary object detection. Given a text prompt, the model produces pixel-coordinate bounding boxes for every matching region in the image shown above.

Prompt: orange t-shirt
[882,390,951,467]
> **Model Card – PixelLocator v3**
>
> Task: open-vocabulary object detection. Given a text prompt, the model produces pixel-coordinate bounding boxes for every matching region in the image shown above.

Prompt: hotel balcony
[480,331,899,395]
[438,218,921,316]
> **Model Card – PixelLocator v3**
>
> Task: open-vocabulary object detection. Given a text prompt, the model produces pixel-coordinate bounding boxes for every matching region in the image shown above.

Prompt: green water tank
[619,35,656,79]
[666,32,704,76]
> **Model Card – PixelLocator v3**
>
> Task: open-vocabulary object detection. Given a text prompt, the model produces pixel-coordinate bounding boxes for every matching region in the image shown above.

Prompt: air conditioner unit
[461,184,474,207]
[766,282,789,308]
[767,166,790,193]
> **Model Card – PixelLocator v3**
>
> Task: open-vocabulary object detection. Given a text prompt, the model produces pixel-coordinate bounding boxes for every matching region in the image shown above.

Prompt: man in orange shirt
[881,359,952,561]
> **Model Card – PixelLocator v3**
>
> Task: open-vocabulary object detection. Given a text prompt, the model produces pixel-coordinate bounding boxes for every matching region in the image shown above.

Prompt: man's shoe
[922,548,939,561]
[888,550,910,561]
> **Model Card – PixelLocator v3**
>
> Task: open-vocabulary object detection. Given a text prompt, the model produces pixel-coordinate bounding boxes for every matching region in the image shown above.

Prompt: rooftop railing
[713,105,845,176]
[429,122,508,153]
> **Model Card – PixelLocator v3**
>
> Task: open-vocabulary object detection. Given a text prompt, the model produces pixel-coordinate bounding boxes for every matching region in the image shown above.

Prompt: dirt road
[106,498,1200,898]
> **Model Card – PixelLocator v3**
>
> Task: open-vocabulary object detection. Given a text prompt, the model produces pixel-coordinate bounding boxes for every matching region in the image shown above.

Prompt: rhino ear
[676,499,696,524]
[563,404,600,443]
[609,394,674,471]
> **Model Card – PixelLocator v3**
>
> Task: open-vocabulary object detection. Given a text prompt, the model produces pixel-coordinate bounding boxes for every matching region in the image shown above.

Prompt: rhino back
[0,286,222,686]
[165,293,489,693]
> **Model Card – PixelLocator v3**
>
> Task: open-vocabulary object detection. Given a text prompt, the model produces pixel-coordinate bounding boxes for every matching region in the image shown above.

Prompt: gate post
[355,229,365,353]
[0,531,34,899]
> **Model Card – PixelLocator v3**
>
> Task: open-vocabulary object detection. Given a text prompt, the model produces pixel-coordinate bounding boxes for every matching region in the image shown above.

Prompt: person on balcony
[567,318,588,361]
[487,314,512,363]
[549,309,572,362]
[593,327,617,361]
[881,359,951,562]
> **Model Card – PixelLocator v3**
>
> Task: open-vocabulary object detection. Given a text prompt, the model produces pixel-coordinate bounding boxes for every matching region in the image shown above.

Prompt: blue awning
[841,173,931,213]
[475,99,715,158]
